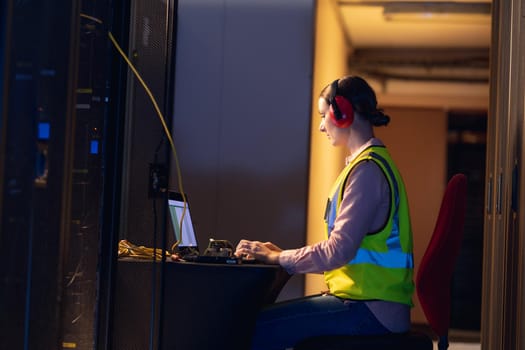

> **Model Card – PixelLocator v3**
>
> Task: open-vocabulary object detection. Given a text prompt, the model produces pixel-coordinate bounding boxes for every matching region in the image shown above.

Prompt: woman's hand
[235,239,282,264]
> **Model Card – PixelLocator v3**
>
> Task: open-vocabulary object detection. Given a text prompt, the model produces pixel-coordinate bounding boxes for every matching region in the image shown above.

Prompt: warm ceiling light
[383,2,491,24]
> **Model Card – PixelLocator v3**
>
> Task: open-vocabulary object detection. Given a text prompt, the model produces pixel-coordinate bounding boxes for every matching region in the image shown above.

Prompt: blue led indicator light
[90,140,99,154]
[38,122,50,140]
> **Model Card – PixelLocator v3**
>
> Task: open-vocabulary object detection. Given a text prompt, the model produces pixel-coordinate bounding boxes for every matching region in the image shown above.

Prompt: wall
[171,0,315,301]
[375,107,447,323]
[304,0,352,296]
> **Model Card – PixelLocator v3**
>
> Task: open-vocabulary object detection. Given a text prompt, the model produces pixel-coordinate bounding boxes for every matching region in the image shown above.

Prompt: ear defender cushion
[330,95,354,128]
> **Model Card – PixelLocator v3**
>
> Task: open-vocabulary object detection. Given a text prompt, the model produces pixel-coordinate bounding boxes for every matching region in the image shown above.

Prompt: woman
[235,75,414,350]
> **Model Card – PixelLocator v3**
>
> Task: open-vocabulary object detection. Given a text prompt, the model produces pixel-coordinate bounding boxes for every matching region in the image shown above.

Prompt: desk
[112,258,290,350]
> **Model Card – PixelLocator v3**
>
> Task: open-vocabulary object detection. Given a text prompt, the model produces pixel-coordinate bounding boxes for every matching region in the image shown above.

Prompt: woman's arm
[279,160,390,274]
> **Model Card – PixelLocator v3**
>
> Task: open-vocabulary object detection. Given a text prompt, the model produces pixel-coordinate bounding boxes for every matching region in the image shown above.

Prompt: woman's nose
[319,119,326,132]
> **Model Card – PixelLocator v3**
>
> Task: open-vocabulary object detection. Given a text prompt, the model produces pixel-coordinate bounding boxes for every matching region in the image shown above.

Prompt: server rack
[0,0,177,348]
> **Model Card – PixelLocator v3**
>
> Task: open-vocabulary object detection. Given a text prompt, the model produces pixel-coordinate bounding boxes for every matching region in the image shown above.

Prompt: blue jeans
[251,294,391,350]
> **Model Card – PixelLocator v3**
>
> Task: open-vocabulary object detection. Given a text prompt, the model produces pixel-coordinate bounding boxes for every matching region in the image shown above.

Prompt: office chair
[295,173,468,350]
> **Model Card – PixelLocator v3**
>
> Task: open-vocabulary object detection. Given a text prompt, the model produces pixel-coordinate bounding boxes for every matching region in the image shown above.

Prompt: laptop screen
[168,192,198,249]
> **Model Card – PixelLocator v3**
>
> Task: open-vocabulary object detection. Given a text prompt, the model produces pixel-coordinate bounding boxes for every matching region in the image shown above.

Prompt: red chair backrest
[416,173,468,336]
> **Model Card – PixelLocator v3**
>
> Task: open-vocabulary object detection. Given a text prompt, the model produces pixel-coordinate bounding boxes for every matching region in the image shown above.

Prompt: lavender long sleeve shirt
[279,138,411,332]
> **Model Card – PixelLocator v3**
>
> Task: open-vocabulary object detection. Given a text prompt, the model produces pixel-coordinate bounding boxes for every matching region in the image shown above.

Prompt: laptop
[167,191,240,264]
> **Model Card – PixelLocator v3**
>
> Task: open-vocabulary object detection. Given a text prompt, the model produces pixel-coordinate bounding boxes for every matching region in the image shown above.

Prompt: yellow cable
[80,12,188,250]
[106,32,187,249]
[118,240,170,260]
[80,13,103,24]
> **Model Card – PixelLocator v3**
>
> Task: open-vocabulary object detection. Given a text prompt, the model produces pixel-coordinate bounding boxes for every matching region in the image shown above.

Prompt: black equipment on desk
[168,191,241,264]
[183,238,240,264]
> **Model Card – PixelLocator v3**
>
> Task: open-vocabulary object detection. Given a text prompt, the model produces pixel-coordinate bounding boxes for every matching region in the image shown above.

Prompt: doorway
[447,111,486,332]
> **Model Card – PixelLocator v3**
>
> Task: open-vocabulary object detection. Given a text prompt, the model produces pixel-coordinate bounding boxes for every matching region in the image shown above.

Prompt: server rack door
[0,1,80,349]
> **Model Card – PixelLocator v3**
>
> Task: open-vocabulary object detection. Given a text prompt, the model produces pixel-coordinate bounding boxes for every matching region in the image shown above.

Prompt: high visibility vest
[324,145,414,306]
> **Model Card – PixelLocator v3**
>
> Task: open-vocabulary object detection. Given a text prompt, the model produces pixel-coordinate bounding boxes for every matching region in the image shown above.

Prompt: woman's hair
[320,75,390,127]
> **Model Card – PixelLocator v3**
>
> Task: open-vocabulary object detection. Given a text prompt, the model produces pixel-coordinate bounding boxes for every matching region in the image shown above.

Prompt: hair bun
[369,110,390,127]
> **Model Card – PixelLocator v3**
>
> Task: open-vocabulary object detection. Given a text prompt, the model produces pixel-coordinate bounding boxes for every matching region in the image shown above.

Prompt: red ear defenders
[328,79,354,128]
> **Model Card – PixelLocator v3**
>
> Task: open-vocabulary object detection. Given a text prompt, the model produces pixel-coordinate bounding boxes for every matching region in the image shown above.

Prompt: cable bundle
[118,239,170,260]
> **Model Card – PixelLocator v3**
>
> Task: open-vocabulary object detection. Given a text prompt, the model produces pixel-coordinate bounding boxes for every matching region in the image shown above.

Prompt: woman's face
[318,97,348,147]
